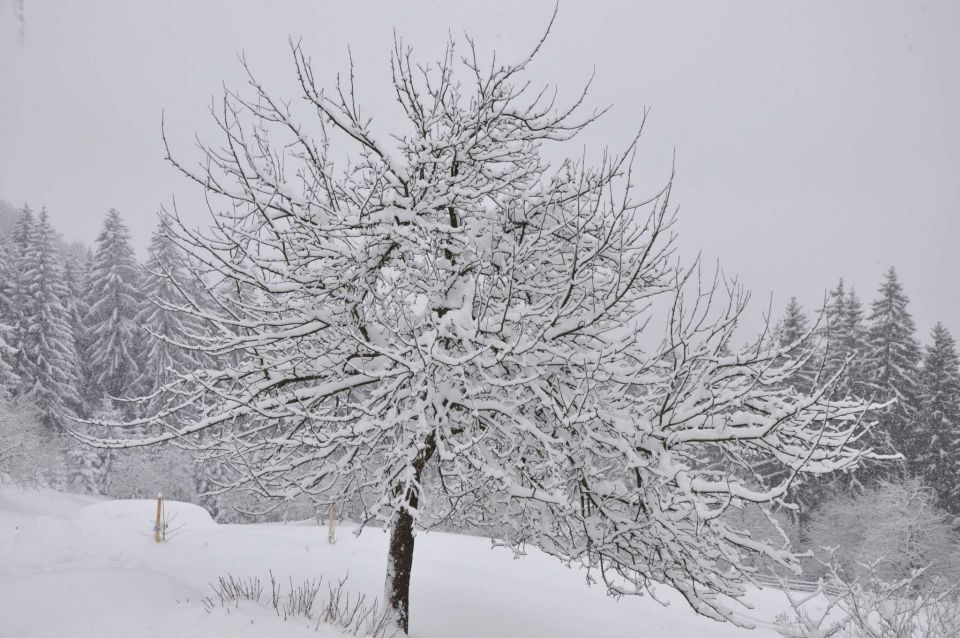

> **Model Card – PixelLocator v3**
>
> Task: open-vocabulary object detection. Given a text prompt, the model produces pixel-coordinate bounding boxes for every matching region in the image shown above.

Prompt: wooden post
[327,504,335,544]
[154,493,163,543]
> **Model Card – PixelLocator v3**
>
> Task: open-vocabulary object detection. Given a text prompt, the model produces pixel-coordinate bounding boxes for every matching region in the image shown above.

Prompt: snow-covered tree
[821,280,869,400]
[63,251,94,412]
[792,283,878,511]
[0,337,17,401]
[775,297,818,393]
[20,209,82,427]
[863,267,921,478]
[9,205,35,383]
[0,336,17,401]
[0,237,19,397]
[83,209,143,404]
[83,34,880,632]
[917,323,960,511]
[0,235,13,325]
[136,225,208,393]
[841,288,870,398]
[134,226,219,503]
[67,399,116,494]
[821,279,849,374]
[66,434,107,494]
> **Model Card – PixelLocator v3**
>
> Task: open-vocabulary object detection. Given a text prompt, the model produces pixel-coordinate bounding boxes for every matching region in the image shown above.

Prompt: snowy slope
[0,489,791,637]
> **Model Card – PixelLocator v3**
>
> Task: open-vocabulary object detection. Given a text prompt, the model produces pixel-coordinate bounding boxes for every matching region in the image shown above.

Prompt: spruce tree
[794,283,861,508]
[136,226,205,392]
[11,204,34,259]
[863,267,921,475]
[917,323,960,512]
[63,252,94,413]
[776,297,817,392]
[822,279,849,387]
[842,288,870,397]
[0,332,17,401]
[822,280,870,399]
[0,235,13,326]
[10,205,35,383]
[0,237,18,396]
[84,209,143,403]
[21,208,81,426]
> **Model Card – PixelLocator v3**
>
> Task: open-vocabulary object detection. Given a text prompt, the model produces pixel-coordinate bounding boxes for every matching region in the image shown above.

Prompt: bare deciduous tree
[77,25,881,634]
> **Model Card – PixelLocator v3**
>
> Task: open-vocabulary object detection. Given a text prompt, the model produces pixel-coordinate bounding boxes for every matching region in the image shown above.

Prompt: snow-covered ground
[0,488,794,637]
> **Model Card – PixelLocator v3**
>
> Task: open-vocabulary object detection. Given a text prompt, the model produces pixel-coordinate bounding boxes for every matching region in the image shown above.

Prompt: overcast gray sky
[1,1,958,339]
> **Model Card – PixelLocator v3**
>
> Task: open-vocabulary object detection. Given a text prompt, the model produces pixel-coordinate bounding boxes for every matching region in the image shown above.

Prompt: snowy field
[0,488,797,638]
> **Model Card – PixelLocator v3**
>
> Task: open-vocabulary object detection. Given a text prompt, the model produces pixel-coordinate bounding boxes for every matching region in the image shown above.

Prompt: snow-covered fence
[753,574,842,597]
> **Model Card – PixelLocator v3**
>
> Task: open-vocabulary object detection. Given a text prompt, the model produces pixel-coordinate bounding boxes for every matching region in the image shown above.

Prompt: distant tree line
[1,199,958,525]
[0,203,221,508]
[771,269,960,515]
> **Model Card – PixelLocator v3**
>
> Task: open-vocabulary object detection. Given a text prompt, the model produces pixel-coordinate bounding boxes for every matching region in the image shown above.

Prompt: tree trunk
[386,501,417,633]
[384,435,436,634]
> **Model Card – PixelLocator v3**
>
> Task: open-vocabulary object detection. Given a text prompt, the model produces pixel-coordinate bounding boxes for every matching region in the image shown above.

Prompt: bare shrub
[774,558,960,638]
[804,479,960,587]
[201,574,264,611]
[275,572,322,620]
[203,572,398,637]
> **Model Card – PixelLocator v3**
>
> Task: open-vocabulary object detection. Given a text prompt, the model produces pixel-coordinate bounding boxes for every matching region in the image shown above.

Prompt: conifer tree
[0,343,16,401]
[0,235,13,326]
[21,208,81,426]
[136,226,206,393]
[822,279,849,384]
[68,399,116,494]
[842,288,870,396]
[776,297,817,392]
[917,323,960,512]
[63,253,94,412]
[822,280,870,399]
[10,205,35,383]
[11,204,34,259]
[0,333,16,401]
[863,267,921,475]
[83,209,143,403]
[0,237,18,397]
[794,283,857,511]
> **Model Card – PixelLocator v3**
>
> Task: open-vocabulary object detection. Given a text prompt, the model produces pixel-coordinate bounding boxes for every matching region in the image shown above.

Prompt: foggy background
[1,0,958,337]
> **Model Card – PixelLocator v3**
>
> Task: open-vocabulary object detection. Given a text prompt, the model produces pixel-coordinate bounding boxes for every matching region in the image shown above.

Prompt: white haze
[1,0,958,338]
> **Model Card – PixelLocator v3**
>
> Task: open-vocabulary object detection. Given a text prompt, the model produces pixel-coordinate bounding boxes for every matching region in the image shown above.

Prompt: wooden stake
[154,493,163,543]
[327,504,335,544]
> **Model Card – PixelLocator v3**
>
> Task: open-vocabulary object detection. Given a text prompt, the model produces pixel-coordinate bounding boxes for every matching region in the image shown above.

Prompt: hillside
[0,488,793,637]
